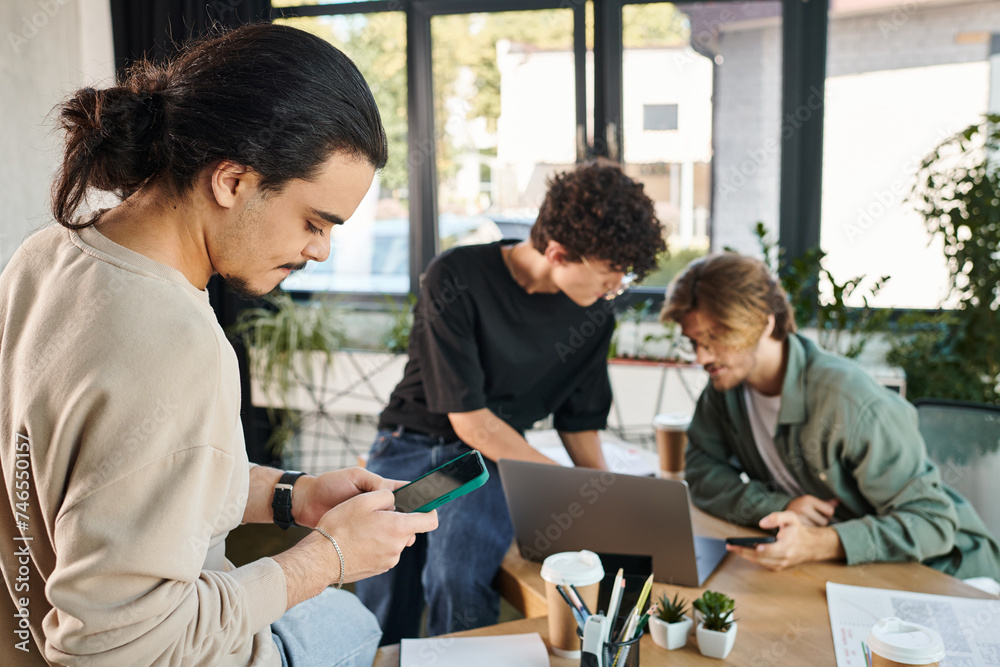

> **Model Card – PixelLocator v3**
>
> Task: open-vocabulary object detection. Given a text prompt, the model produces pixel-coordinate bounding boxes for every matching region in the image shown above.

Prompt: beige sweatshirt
[0,224,287,666]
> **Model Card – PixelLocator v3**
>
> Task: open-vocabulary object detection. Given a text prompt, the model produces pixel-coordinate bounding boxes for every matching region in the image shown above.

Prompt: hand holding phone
[393,450,489,513]
[725,536,777,548]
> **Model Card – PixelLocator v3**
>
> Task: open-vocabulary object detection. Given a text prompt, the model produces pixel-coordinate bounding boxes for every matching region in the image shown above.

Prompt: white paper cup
[867,617,946,667]
[540,551,604,659]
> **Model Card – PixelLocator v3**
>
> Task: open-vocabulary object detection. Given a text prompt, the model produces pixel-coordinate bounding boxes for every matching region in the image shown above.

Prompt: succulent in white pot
[692,590,737,659]
[649,592,693,650]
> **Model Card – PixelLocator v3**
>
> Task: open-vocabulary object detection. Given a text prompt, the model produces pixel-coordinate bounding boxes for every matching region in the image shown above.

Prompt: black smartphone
[725,536,777,548]
[393,450,489,513]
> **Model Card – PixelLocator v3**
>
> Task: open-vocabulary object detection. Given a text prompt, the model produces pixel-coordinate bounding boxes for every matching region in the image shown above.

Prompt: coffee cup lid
[867,617,946,664]
[541,550,604,586]
[654,413,691,430]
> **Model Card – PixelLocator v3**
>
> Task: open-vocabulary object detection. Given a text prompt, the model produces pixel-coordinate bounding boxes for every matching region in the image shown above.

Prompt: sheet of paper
[826,582,1000,667]
[400,632,549,667]
[537,441,657,477]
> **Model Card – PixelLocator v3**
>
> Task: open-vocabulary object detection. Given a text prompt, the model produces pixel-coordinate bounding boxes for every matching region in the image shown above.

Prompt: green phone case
[395,450,489,513]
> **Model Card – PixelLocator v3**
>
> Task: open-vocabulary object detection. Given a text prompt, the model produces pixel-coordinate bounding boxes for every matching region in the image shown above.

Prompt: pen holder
[578,629,642,667]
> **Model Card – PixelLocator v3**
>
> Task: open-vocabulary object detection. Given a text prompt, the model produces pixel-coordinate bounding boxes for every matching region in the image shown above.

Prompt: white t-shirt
[743,385,806,497]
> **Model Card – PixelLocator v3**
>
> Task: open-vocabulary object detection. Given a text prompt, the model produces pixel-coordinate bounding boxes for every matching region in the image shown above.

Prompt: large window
[431,10,576,250]
[820,0,1000,309]
[275,10,410,294]
[624,2,783,289]
[270,1,814,300]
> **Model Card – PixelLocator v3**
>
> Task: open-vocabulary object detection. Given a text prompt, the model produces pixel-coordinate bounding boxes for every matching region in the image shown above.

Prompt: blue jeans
[355,429,514,645]
[269,587,381,667]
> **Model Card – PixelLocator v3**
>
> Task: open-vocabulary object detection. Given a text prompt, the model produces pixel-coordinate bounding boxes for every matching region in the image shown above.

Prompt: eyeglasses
[580,256,637,301]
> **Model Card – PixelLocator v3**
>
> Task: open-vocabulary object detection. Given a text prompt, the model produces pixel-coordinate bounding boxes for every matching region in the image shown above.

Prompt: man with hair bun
[662,253,1000,580]
[357,159,667,643]
[0,23,437,667]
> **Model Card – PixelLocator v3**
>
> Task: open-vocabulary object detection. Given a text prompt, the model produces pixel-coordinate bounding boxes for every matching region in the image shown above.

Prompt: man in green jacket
[661,253,1000,579]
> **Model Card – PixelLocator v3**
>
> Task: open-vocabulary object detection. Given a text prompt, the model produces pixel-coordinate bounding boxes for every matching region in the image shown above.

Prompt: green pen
[634,612,652,638]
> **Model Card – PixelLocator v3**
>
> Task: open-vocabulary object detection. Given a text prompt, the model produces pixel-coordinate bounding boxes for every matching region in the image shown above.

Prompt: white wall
[621,47,713,166]
[710,21,784,256]
[0,0,114,269]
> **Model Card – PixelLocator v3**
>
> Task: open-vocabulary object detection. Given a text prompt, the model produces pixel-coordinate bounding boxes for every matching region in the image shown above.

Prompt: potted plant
[231,292,346,457]
[692,590,737,659]
[649,592,692,650]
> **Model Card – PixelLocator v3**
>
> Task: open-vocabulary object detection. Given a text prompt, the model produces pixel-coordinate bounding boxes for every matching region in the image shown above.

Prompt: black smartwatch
[271,471,307,530]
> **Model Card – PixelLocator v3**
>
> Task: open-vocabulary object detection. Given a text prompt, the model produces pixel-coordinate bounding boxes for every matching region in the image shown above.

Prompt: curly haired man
[356,159,666,643]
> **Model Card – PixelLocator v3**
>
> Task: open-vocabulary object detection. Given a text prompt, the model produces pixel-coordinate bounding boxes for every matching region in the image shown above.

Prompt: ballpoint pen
[633,601,659,639]
[564,583,586,614]
[606,569,625,634]
[555,584,586,629]
[568,583,592,616]
[560,583,591,622]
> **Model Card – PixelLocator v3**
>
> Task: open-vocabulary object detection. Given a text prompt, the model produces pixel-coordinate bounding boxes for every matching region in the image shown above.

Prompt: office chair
[913,398,1000,541]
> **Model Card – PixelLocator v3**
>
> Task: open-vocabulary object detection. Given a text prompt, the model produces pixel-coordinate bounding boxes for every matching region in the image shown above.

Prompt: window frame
[272,0,828,311]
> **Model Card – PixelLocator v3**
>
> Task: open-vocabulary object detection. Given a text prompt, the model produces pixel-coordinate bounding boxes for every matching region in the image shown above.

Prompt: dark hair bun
[52,23,387,229]
[54,83,167,228]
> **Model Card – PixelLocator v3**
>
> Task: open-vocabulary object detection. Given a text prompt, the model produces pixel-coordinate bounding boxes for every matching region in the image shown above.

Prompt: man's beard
[222,264,306,301]
[221,272,271,301]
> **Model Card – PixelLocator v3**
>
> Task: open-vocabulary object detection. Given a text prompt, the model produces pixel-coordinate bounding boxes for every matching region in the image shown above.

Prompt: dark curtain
[109,0,279,466]
[110,0,272,71]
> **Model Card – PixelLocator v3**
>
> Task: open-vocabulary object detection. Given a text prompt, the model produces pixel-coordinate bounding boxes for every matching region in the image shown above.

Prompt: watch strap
[271,471,306,530]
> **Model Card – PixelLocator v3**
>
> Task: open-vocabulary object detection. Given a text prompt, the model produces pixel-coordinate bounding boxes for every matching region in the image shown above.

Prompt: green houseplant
[749,222,890,359]
[231,292,346,456]
[649,592,692,650]
[380,294,416,354]
[886,114,1000,407]
[693,590,737,659]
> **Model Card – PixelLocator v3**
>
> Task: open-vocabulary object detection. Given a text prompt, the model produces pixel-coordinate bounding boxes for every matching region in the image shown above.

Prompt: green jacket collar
[776,333,810,426]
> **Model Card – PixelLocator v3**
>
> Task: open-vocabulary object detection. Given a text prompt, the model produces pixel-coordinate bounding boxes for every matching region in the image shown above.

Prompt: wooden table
[374,507,994,665]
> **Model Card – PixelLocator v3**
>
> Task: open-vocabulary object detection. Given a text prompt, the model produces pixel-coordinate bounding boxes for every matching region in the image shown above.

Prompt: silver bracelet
[314,528,346,589]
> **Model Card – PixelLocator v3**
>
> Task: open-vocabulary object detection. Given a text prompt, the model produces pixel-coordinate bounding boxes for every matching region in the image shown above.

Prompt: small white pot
[649,614,693,650]
[696,621,738,659]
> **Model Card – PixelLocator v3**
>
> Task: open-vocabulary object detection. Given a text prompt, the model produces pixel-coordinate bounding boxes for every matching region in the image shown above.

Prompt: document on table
[400,633,549,667]
[537,441,657,477]
[826,582,1000,667]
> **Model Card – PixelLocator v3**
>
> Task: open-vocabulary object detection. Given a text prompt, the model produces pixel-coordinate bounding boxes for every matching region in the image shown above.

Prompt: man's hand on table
[725,510,845,570]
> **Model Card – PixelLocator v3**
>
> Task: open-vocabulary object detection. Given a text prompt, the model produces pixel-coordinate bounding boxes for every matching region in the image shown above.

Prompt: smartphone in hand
[393,450,489,513]
[725,536,777,548]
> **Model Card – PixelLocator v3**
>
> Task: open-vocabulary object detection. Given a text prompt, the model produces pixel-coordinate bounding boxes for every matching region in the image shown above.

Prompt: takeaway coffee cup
[654,413,691,479]
[867,617,946,667]
[540,550,604,658]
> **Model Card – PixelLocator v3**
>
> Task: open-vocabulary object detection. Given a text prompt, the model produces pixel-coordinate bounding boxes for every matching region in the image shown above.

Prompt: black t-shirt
[379,241,615,441]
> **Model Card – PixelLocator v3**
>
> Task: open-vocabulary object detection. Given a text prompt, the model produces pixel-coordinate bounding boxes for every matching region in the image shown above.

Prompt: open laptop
[498,459,728,587]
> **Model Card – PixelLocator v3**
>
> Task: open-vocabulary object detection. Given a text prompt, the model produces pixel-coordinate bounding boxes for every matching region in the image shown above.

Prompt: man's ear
[209,161,259,210]
[544,240,570,266]
[763,313,777,340]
